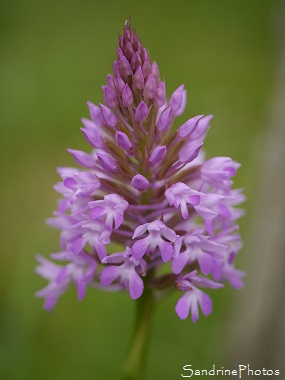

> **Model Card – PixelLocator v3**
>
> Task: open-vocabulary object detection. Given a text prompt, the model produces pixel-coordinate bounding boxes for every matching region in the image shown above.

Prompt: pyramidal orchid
[36,20,245,380]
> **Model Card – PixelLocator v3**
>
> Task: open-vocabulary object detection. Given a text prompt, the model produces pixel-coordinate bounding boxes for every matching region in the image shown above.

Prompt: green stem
[122,289,155,380]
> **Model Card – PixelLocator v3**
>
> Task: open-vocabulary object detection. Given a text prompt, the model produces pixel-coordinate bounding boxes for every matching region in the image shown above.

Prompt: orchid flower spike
[36,20,245,323]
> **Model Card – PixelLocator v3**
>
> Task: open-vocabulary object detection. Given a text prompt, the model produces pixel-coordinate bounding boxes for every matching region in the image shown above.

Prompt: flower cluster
[36,21,245,322]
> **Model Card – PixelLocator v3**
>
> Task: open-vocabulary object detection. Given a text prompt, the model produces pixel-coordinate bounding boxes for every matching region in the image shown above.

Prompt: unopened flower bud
[135,101,149,122]
[142,60,151,79]
[115,131,132,152]
[116,48,124,59]
[103,86,119,108]
[113,61,120,76]
[131,174,150,190]
[99,104,117,127]
[125,41,134,60]
[106,74,115,89]
[97,153,118,172]
[134,66,144,89]
[67,149,95,168]
[122,84,134,107]
[179,115,204,138]
[149,145,167,165]
[156,81,166,108]
[145,74,156,99]
[114,75,125,93]
[151,61,160,84]
[169,84,185,112]
[157,107,172,131]
[87,101,103,126]
[80,126,104,148]
[179,142,203,163]
[119,56,132,77]
[131,52,142,71]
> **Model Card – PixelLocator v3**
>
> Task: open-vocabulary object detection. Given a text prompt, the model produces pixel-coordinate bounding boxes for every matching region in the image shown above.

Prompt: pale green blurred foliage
[0,0,277,379]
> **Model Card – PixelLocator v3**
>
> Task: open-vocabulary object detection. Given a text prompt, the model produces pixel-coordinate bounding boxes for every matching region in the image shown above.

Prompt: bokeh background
[1,0,284,379]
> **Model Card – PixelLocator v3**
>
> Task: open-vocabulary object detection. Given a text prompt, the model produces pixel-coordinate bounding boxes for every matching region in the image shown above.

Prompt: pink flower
[36,21,245,322]
[132,220,179,262]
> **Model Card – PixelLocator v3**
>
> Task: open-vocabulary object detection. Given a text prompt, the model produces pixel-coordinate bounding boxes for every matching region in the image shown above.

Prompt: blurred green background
[0,0,280,379]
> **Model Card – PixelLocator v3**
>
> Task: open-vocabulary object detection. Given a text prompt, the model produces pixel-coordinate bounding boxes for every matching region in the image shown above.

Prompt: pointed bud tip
[131,174,150,191]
